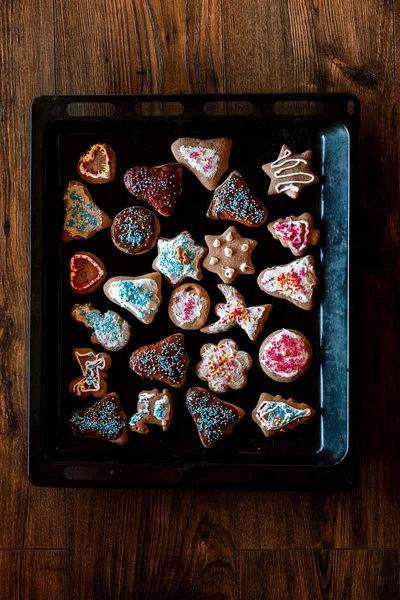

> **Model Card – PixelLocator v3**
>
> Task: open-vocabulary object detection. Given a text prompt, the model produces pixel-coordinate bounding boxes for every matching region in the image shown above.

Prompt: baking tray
[29,94,359,489]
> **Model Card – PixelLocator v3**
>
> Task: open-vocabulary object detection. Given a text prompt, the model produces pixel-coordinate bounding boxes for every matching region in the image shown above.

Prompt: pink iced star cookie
[196,338,252,393]
[201,284,272,341]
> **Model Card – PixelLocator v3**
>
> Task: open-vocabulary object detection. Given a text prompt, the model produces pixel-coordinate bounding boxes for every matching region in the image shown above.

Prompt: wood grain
[225,0,400,549]
[0,0,66,548]
[66,489,236,599]
[0,550,67,600]
[238,550,400,600]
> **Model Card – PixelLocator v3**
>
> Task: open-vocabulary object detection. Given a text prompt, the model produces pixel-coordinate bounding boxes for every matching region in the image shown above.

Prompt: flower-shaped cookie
[203,226,257,284]
[152,231,207,286]
[196,338,252,393]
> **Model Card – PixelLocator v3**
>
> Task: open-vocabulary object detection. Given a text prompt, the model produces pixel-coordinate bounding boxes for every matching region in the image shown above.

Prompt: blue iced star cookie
[152,231,207,286]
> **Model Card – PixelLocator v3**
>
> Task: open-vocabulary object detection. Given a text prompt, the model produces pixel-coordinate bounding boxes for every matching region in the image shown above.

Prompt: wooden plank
[66,489,236,599]
[0,550,67,600]
[55,0,224,94]
[0,0,66,548]
[224,0,400,549]
[238,550,400,600]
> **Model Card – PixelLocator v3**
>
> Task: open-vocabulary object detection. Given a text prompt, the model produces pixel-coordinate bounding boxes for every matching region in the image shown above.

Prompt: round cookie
[69,251,106,295]
[77,143,116,184]
[259,329,312,382]
[168,283,210,330]
[111,206,160,255]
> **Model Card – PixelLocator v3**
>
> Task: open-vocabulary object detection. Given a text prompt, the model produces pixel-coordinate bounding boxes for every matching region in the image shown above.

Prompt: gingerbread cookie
[252,393,315,438]
[124,163,183,217]
[258,255,318,311]
[71,303,130,352]
[62,181,111,242]
[69,347,111,398]
[262,145,319,199]
[203,226,257,283]
[196,338,252,393]
[69,252,106,295]
[268,213,320,256]
[129,388,173,434]
[186,387,245,448]
[259,329,312,382]
[207,171,267,227]
[168,283,210,330]
[103,273,162,325]
[77,143,116,184]
[152,231,207,286]
[129,333,189,388]
[111,206,160,255]
[68,393,128,445]
[171,137,232,191]
[201,284,272,341]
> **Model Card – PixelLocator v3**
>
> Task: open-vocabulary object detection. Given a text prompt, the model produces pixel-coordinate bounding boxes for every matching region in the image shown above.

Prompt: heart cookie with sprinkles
[186,387,245,448]
[252,393,315,438]
[268,213,320,257]
[129,333,189,388]
[103,272,162,325]
[124,163,183,217]
[69,347,111,398]
[171,137,232,191]
[77,143,116,184]
[62,181,111,242]
[68,392,128,445]
[207,171,267,227]
[262,145,318,199]
[129,388,173,435]
[111,206,160,255]
[69,251,106,295]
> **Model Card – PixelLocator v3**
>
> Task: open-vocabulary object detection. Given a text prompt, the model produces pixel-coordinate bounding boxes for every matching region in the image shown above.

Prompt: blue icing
[110,279,159,323]
[258,401,310,430]
[212,174,265,224]
[186,390,238,444]
[87,310,129,348]
[70,399,124,440]
[153,398,170,420]
[156,233,203,283]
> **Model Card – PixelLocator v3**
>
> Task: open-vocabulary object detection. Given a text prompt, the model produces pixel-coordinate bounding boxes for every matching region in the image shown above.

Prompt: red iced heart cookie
[69,252,106,295]
[77,143,116,184]
[123,163,183,217]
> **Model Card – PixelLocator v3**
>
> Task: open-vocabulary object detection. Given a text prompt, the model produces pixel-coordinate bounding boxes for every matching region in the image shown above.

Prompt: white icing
[179,145,219,178]
[224,247,233,257]
[224,267,235,279]
[197,339,251,393]
[240,262,250,272]
[226,232,233,242]
[213,239,221,248]
[260,329,309,378]
[171,290,206,325]
[72,352,106,395]
[107,278,160,324]
[241,244,249,251]
[259,255,317,304]
[271,148,315,194]
[256,400,311,430]
[138,391,156,400]
[210,257,218,265]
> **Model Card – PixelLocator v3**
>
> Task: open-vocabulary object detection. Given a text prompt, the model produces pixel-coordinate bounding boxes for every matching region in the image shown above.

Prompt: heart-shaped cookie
[69,252,106,295]
[171,137,232,190]
[123,163,183,217]
[77,143,116,184]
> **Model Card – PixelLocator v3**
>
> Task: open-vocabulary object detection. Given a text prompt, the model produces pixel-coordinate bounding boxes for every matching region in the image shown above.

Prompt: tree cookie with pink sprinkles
[268,213,320,257]
[171,137,232,191]
[168,283,210,330]
[196,338,252,394]
[259,329,312,383]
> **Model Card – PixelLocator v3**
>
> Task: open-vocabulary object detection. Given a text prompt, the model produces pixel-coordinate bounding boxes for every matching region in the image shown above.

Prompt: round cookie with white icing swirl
[259,329,312,383]
[168,283,210,330]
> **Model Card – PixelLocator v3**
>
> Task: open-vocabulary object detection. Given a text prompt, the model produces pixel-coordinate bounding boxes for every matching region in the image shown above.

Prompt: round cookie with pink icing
[268,213,320,257]
[168,283,210,330]
[259,329,312,382]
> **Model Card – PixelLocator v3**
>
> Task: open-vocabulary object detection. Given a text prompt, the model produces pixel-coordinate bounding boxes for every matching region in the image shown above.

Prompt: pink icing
[274,219,309,253]
[260,330,309,377]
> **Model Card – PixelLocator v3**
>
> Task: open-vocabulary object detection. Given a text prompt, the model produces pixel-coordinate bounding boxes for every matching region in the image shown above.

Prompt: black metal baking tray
[29,94,359,489]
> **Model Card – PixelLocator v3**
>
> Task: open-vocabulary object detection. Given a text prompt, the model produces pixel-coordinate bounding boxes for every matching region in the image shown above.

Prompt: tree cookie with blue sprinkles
[186,387,245,448]
[103,272,162,325]
[71,303,130,352]
[152,231,207,287]
[207,171,267,227]
[124,163,183,217]
[129,333,189,388]
[111,206,160,255]
[62,181,111,242]
[252,392,315,438]
[68,392,128,445]
[129,388,172,435]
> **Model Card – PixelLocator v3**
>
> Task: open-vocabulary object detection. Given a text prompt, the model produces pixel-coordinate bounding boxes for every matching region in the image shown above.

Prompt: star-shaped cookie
[203,226,257,284]
[152,231,207,286]
[262,145,318,199]
[201,284,272,341]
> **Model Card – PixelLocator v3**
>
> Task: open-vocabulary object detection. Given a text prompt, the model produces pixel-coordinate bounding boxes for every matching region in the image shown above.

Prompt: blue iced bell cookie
[71,303,130,352]
[152,230,207,286]
[103,272,162,325]
[252,393,315,438]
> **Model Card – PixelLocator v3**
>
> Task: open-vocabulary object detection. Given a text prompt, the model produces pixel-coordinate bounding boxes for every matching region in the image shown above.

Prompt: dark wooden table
[1,1,400,598]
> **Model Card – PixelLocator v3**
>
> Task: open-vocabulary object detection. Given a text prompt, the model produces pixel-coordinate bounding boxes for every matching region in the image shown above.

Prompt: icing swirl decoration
[256,400,311,430]
[262,145,318,199]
